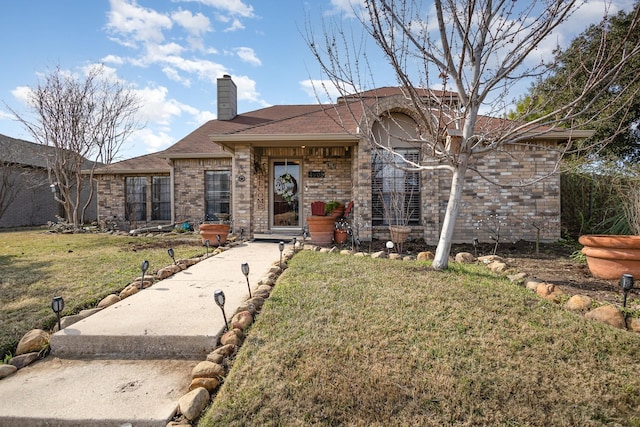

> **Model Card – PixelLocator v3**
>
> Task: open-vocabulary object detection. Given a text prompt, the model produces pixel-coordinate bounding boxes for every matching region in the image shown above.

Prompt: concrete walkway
[0,240,286,427]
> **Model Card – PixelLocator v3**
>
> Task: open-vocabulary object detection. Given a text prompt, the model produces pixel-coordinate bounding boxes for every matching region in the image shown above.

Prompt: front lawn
[201,251,640,426]
[0,230,206,359]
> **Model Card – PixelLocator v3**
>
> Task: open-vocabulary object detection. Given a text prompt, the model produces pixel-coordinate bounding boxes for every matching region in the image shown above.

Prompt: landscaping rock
[206,352,224,364]
[79,307,103,317]
[371,251,386,259]
[236,301,257,315]
[417,251,434,261]
[536,283,555,298]
[507,272,528,283]
[565,295,593,312]
[354,252,366,257]
[119,284,140,299]
[247,296,265,311]
[340,249,354,255]
[213,344,237,357]
[97,294,120,308]
[254,285,272,299]
[585,305,626,329]
[389,253,402,260]
[156,267,175,280]
[189,377,220,392]
[478,255,505,264]
[59,314,85,330]
[231,311,253,331]
[525,279,543,292]
[9,352,40,369]
[627,317,640,332]
[178,387,210,421]
[16,329,49,355]
[487,261,508,273]
[191,361,225,379]
[0,364,17,379]
[455,252,475,263]
[220,328,244,346]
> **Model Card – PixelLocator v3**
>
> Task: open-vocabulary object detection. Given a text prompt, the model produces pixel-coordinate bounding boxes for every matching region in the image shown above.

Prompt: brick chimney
[217,75,237,121]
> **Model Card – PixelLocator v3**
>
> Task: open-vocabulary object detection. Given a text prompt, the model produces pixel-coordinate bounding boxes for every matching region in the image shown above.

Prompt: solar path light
[241,262,251,298]
[216,234,221,246]
[386,240,394,256]
[279,241,285,268]
[51,296,64,331]
[214,289,228,331]
[167,247,176,265]
[205,239,210,257]
[139,260,149,290]
[620,273,634,309]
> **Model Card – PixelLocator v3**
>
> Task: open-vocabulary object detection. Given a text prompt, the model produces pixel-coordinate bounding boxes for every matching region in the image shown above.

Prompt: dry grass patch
[201,251,640,427]
[0,230,206,359]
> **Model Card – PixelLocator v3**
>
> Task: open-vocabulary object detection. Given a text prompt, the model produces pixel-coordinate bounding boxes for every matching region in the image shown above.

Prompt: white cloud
[101,54,125,65]
[171,9,212,36]
[235,47,261,66]
[300,79,345,103]
[11,86,33,106]
[223,18,245,32]
[106,0,173,46]
[326,0,365,18]
[179,0,255,18]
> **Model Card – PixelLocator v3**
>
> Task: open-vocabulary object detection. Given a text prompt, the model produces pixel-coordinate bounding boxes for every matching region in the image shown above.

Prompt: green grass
[0,229,207,359]
[201,251,640,426]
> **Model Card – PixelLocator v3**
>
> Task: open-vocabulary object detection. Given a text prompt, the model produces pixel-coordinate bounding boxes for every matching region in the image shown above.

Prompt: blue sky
[0,0,635,161]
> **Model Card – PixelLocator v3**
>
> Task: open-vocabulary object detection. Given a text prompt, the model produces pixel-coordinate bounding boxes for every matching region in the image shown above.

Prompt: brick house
[94,75,588,244]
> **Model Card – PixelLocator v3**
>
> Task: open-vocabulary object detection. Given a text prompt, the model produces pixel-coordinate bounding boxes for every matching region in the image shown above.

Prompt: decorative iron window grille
[205,171,231,221]
[151,176,171,220]
[372,148,421,226]
[125,177,147,221]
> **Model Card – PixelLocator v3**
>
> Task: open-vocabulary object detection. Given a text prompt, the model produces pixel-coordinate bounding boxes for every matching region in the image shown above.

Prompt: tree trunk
[432,155,469,270]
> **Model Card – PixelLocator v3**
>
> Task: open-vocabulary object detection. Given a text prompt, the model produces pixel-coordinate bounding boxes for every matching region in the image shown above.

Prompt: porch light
[241,262,251,298]
[279,241,285,268]
[214,289,228,331]
[386,240,394,255]
[51,296,64,331]
[167,248,176,265]
[204,239,210,257]
[620,273,634,309]
[139,260,149,290]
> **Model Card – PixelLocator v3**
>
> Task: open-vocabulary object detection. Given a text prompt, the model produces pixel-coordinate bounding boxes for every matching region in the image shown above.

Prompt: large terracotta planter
[579,234,640,280]
[307,216,335,246]
[199,223,231,246]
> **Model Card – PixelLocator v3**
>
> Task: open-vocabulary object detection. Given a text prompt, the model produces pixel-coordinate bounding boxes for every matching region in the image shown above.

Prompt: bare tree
[307,0,640,269]
[8,65,142,227]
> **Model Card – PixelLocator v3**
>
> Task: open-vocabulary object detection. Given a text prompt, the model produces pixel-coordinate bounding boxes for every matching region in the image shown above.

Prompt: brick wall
[173,158,232,224]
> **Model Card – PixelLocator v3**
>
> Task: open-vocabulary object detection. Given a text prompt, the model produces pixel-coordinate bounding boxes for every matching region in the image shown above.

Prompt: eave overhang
[210,133,360,152]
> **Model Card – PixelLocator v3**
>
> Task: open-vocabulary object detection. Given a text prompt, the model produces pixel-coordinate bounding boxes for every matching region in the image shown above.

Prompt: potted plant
[199,214,231,246]
[307,201,338,246]
[325,200,345,219]
[334,216,350,244]
[383,188,415,253]
[580,172,640,279]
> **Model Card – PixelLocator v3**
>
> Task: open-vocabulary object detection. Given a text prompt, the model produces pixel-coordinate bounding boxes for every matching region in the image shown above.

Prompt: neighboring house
[0,134,98,228]
[94,75,587,243]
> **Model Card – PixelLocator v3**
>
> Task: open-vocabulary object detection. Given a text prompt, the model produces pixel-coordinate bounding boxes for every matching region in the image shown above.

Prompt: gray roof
[0,133,100,169]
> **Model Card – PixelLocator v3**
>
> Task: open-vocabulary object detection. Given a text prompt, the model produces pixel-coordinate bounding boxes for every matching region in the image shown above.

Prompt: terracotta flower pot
[579,234,640,280]
[307,216,335,246]
[199,223,231,246]
[334,229,349,244]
